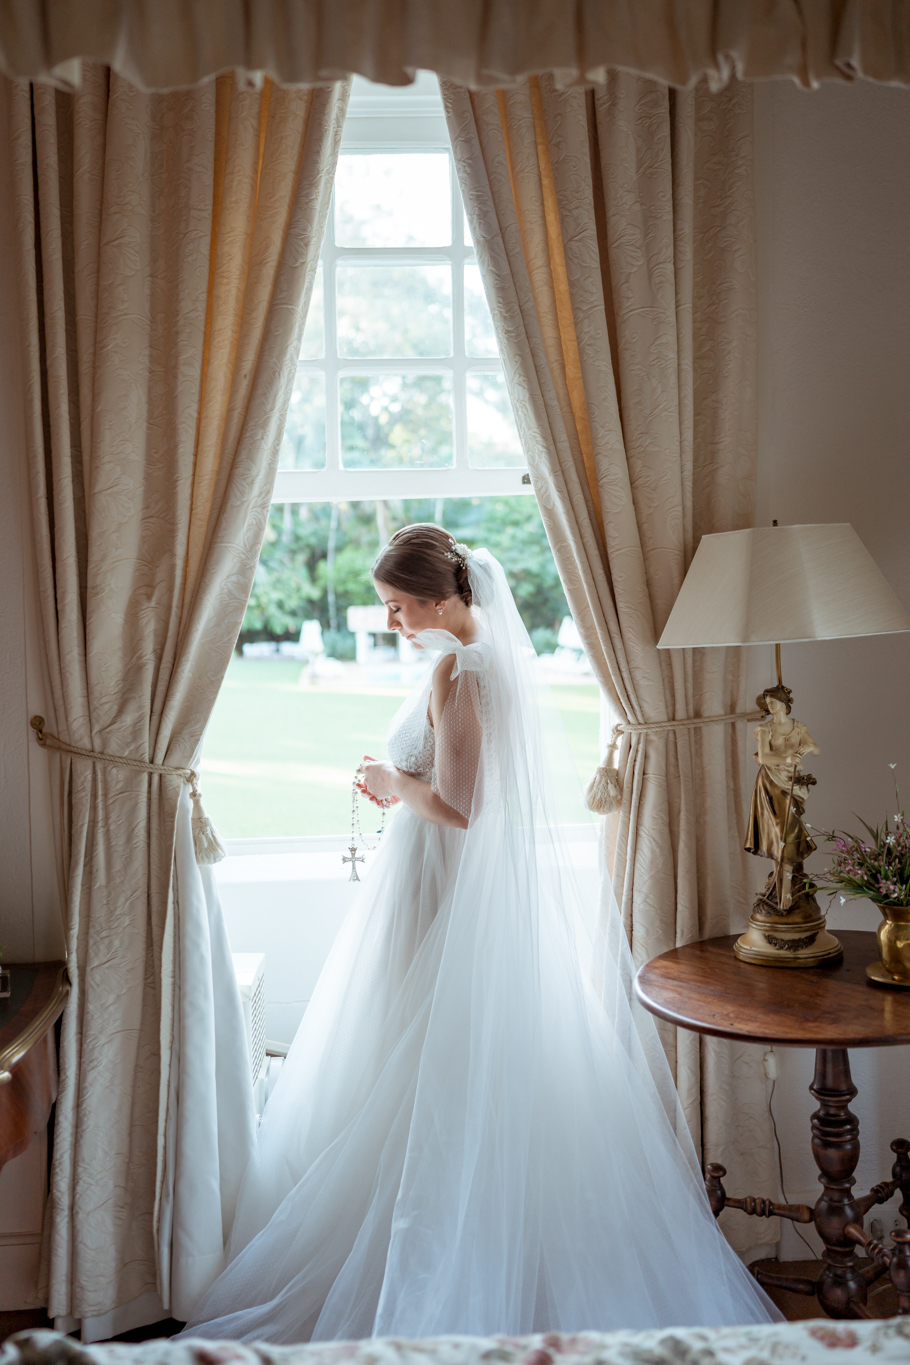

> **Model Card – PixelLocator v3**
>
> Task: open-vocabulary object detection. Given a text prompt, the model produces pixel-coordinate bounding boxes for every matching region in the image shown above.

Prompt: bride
[185,525,779,1341]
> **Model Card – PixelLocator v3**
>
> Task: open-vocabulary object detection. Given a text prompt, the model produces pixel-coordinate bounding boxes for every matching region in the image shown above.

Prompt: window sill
[217,825,599,880]
[218,835,364,884]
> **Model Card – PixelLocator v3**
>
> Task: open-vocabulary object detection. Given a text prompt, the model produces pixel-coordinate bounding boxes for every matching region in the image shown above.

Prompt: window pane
[299,266,324,360]
[340,374,453,469]
[466,371,524,468]
[279,372,326,471]
[337,265,452,358]
[464,263,498,357]
[334,153,451,247]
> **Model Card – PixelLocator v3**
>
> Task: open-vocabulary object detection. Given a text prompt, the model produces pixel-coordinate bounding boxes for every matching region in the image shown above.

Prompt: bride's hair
[372,524,473,607]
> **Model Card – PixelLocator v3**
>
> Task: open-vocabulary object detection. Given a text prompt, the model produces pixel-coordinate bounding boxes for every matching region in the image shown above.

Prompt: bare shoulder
[431,653,458,699]
[429,653,459,727]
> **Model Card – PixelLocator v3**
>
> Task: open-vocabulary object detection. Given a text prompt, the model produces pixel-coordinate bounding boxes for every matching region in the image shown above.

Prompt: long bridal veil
[185,549,778,1341]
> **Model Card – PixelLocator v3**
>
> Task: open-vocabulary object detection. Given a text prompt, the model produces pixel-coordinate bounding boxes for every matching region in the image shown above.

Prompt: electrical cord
[767,1066,817,1259]
[767,1056,893,1296]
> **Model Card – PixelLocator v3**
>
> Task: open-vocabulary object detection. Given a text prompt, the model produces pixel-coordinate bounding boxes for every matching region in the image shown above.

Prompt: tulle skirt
[185,804,779,1341]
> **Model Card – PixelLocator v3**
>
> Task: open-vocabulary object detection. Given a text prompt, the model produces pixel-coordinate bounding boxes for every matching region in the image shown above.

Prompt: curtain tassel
[31,716,227,867]
[583,707,768,816]
[584,724,623,815]
[190,777,226,865]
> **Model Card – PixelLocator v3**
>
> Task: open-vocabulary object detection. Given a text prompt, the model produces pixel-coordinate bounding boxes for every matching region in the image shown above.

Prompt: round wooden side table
[0,961,69,1172]
[634,930,910,1320]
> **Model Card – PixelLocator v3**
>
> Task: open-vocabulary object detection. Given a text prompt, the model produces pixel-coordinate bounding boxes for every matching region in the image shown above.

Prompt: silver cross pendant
[342,844,365,882]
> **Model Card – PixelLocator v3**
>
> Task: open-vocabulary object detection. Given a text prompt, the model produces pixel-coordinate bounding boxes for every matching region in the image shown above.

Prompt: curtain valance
[3,1,910,94]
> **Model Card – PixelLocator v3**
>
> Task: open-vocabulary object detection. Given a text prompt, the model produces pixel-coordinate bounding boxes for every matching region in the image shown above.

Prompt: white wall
[217,841,361,1044]
[753,77,910,1255]
[0,80,64,964]
[0,82,64,1307]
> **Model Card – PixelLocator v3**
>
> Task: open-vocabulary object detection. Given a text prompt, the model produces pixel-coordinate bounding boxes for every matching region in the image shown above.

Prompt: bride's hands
[358,757,402,807]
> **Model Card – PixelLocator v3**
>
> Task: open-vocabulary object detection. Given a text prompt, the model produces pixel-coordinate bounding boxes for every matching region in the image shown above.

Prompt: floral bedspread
[4,1323,910,1365]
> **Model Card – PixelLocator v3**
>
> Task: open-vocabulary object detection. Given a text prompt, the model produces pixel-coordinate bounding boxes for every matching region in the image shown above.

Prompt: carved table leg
[890,1230,910,1312]
[811,1047,867,1319]
[704,1162,817,1296]
[892,1139,910,1226]
[706,1049,909,1318]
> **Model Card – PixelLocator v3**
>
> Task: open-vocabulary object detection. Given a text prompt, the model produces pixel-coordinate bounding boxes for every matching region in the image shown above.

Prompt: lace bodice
[387,681,435,782]
[384,632,489,821]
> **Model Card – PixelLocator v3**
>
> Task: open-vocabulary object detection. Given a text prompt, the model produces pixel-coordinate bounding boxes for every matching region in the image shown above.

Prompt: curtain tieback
[30,715,226,865]
[585,710,764,816]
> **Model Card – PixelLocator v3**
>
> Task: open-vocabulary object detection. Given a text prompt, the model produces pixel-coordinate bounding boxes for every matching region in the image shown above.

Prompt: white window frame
[272,90,533,506]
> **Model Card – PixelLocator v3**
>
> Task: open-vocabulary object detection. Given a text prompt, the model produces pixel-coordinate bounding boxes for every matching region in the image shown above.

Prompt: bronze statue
[735,680,840,965]
[745,683,820,915]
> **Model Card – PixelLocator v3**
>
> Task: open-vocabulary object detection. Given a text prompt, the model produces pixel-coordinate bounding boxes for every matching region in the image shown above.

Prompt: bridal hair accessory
[585,710,764,816]
[445,540,471,568]
[345,757,395,881]
[30,715,225,864]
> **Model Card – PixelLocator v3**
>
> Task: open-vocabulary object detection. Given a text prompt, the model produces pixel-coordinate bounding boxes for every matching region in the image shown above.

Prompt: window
[274,74,529,506]
[203,76,599,844]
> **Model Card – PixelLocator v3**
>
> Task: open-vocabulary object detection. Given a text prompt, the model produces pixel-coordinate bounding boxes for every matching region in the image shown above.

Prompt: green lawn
[202,658,600,837]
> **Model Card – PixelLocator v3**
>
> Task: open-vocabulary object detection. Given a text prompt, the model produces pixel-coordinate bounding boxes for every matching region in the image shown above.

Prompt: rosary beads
[343,771,387,882]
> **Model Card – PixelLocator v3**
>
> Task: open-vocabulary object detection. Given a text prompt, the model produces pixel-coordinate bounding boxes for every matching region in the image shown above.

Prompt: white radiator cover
[232,951,267,1115]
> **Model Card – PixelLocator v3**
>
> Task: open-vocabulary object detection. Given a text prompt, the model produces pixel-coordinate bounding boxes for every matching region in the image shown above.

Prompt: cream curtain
[443,73,777,1255]
[2,1,910,93]
[10,66,348,1323]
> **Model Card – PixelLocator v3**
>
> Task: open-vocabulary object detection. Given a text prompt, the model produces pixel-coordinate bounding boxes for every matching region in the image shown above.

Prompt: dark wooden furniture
[0,962,69,1172]
[635,931,910,1321]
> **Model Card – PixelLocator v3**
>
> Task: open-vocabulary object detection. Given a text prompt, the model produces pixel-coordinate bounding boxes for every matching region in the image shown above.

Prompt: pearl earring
[437,607,444,615]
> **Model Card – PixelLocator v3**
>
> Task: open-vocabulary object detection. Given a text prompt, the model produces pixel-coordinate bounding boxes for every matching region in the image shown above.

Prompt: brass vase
[877,905,910,984]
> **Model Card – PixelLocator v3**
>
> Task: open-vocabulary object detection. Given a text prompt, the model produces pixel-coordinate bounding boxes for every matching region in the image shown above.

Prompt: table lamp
[658,523,910,968]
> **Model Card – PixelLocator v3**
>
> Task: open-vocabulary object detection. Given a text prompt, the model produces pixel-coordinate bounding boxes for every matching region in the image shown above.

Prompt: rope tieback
[584,710,764,816]
[30,716,225,865]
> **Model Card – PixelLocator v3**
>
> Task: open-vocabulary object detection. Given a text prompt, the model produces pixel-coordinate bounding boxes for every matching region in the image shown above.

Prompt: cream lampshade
[657,523,910,650]
[657,522,910,969]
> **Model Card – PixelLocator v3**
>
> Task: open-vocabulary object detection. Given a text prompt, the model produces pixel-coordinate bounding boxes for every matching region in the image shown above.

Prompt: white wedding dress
[185,550,779,1342]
